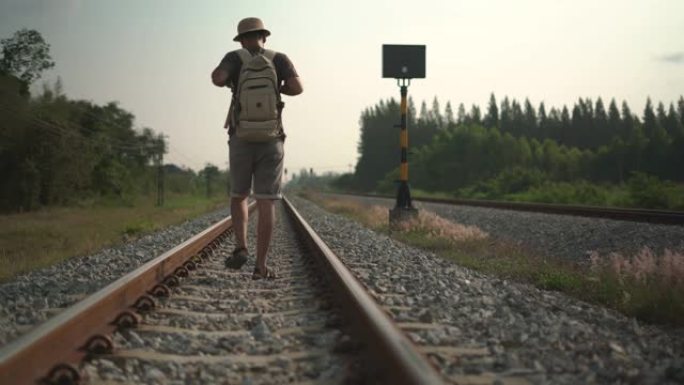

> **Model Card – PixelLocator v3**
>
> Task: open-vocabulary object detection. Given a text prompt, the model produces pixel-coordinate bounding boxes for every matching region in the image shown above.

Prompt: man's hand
[280,77,303,96]
[211,67,229,87]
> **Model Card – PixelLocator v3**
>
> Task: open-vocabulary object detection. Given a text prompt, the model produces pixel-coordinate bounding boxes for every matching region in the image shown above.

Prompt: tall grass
[304,192,684,325]
[588,248,684,323]
[0,194,229,282]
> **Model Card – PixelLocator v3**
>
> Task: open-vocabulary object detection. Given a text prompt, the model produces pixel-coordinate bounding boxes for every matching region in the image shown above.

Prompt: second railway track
[340,192,684,226]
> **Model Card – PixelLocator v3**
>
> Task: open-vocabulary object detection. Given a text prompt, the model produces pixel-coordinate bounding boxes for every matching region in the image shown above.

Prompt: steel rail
[283,196,447,385]
[334,192,684,225]
[0,203,255,385]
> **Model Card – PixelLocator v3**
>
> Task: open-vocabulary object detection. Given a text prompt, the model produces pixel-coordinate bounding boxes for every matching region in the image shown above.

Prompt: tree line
[0,29,225,212]
[343,92,684,208]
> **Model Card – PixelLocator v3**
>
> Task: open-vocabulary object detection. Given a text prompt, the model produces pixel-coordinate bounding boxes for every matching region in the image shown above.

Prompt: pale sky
[1,0,682,175]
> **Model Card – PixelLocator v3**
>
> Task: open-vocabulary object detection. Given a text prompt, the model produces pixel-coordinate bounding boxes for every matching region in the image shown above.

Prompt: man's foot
[252,266,277,280]
[225,247,249,269]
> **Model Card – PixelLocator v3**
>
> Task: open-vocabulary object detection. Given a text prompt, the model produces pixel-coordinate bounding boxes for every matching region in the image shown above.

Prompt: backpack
[230,48,283,141]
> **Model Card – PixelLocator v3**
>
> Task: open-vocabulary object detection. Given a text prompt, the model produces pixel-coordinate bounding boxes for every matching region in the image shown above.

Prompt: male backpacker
[211,17,303,280]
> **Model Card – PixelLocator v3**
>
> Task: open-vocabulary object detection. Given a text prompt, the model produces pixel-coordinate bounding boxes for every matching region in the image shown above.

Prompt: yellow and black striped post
[390,78,418,226]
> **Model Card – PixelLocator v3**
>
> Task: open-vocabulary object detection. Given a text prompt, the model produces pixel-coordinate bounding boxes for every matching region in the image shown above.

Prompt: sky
[1,0,683,176]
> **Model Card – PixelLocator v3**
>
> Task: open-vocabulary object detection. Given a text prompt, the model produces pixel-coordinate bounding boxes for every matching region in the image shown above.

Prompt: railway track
[340,192,684,225]
[0,197,452,385]
[2,195,681,384]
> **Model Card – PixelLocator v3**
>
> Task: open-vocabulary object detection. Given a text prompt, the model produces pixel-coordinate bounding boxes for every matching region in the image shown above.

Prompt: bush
[509,181,610,206]
[627,172,678,209]
[457,167,546,199]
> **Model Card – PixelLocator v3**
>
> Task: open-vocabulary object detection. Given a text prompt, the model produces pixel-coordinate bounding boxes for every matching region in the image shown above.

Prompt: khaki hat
[233,17,271,42]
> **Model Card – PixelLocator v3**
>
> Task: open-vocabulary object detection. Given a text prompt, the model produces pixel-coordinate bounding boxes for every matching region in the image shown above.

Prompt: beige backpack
[231,48,283,141]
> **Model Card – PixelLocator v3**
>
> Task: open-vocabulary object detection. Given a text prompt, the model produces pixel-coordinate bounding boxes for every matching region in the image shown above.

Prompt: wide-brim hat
[233,17,271,42]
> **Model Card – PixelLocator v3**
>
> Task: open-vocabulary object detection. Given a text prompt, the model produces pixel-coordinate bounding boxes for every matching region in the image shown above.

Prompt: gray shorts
[228,137,284,200]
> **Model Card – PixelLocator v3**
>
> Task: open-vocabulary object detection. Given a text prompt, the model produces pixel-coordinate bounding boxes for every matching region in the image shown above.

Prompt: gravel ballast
[0,206,232,347]
[332,194,684,261]
[292,196,684,384]
[82,203,365,384]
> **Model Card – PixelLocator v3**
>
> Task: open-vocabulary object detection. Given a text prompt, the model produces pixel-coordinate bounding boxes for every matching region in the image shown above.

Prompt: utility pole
[206,170,211,198]
[154,152,164,207]
[154,135,167,207]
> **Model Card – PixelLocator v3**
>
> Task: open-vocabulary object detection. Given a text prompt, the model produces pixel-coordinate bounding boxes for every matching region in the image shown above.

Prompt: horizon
[1,0,682,173]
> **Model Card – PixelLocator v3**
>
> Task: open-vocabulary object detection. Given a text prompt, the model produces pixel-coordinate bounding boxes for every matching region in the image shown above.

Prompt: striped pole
[394,78,414,210]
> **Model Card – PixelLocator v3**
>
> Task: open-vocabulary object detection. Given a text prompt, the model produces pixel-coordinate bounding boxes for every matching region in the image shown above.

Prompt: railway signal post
[382,44,425,227]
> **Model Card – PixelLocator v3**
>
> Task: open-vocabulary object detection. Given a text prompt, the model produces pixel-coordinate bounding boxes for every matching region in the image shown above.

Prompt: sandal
[252,266,277,280]
[225,247,249,269]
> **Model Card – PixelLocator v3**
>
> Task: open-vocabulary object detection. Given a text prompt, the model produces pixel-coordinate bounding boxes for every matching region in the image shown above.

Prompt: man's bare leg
[255,199,275,272]
[231,196,248,250]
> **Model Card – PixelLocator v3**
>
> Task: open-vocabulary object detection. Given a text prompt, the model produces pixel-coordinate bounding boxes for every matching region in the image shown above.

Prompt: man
[211,17,303,279]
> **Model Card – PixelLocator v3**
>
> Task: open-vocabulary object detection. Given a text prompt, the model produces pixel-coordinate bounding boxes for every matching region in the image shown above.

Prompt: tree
[608,99,621,138]
[484,93,499,128]
[199,164,220,197]
[444,101,455,126]
[500,97,512,134]
[523,98,537,138]
[594,97,609,147]
[510,99,524,136]
[470,104,482,126]
[621,101,635,140]
[560,106,571,146]
[0,29,55,84]
[457,103,467,125]
[642,97,658,139]
[418,101,429,123]
[538,102,548,138]
[431,97,443,127]
[664,103,683,138]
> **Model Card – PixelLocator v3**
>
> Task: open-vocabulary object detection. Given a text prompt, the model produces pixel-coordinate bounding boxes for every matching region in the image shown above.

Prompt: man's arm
[280,77,303,96]
[212,52,235,87]
[211,67,229,87]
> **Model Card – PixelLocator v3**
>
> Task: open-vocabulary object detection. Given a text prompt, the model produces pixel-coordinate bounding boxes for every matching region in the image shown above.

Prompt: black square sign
[382,44,426,79]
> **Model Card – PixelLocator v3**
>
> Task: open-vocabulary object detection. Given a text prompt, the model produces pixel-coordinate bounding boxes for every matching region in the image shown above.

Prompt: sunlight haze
[1,0,682,175]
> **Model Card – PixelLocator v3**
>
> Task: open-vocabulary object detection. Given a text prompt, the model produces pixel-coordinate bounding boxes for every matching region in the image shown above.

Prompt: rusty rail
[0,203,255,385]
[2,198,445,385]
[283,197,447,385]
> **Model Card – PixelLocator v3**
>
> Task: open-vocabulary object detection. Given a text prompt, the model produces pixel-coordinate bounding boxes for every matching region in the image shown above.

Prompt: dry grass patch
[302,191,684,326]
[588,248,684,323]
[0,194,228,282]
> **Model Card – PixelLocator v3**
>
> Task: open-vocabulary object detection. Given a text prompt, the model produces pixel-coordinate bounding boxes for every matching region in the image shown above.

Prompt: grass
[302,191,684,326]
[0,193,229,282]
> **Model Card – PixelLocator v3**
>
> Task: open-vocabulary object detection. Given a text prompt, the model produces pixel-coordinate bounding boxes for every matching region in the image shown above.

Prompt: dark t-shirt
[218,48,298,136]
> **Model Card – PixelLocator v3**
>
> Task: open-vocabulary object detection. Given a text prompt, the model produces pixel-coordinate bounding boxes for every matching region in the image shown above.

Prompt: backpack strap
[262,49,277,61]
[236,48,253,66]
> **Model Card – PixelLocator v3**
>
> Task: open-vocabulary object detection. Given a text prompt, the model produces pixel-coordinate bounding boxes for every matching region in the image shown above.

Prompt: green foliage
[0,29,203,212]
[0,29,54,84]
[122,220,154,237]
[355,97,437,190]
[198,164,228,198]
[0,72,169,211]
[535,270,583,291]
[286,169,341,192]
[344,93,684,210]
[330,172,356,191]
[627,172,684,209]
[508,181,612,206]
[458,167,546,199]
[376,168,399,194]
